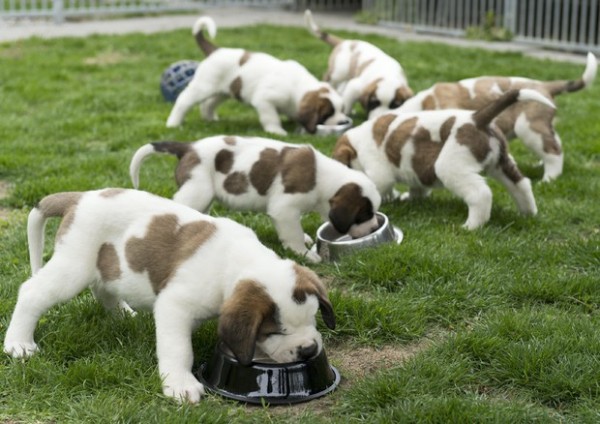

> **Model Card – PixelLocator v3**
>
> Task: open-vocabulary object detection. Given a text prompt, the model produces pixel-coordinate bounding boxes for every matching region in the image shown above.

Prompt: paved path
[0,7,588,64]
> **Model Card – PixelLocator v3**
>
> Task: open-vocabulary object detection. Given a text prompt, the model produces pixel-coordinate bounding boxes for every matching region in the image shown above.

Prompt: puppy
[130,135,382,262]
[333,89,555,229]
[3,188,335,403]
[396,52,598,182]
[304,9,413,119]
[166,16,351,135]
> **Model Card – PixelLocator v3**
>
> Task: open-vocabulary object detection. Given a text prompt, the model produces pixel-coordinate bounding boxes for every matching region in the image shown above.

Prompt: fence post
[503,0,516,34]
[53,0,64,24]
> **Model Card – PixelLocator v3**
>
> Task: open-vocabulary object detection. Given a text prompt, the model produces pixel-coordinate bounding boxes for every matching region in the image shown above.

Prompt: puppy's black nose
[337,119,352,126]
[298,342,319,360]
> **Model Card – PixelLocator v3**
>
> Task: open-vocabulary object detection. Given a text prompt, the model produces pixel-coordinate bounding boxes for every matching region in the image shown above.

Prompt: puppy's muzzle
[297,341,319,361]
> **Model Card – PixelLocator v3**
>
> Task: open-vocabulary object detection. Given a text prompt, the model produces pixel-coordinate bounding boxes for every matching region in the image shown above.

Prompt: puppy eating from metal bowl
[197,343,340,405]
[316,212,403,261]
[316,118,353,136]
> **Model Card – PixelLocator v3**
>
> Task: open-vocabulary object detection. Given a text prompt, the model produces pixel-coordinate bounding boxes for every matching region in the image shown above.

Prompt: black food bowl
[196,343,340,405]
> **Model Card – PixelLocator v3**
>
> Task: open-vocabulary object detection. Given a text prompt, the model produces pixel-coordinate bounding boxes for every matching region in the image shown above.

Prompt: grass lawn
[1,21,599,423]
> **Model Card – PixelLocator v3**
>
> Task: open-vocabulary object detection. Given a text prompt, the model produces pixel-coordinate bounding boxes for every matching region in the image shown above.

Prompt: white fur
[166,16,349,135]
[4,189,328,403]
[337,101,540,229]
[304,10,412,119]
[130,136,382,262]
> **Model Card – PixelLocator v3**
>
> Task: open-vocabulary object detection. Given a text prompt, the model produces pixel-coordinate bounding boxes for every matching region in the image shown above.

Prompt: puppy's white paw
[304,249,322,263]
[4,340,39,358]
[265,126,287,136]
[399,191,411,201]
[383,189,401,202]
[165,116,182,128]
[163,373,205,404]
[303,233,314,246]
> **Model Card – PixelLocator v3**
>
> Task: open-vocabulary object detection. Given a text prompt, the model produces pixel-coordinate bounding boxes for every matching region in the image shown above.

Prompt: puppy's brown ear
[297,89,334,133]
[293,265,336,330]
[359,79,382,112]
[332,134,357,167]
[218,280,275,366]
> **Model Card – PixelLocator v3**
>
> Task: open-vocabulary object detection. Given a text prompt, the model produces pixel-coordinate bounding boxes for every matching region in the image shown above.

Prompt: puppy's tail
[129,141,192,189]
[473,88,556,130]
[304,9,343,47]
[545,52,597,96]
[28,192,83,274]
[192,16,218,57]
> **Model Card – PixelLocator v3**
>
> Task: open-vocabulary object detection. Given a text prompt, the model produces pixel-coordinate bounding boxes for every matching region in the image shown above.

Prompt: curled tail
[129,141,192,189]
[473,88,556,130]
[28,192,83,274]
[304,9,343,47]
[192,16,218,56]
[545,52,597,96]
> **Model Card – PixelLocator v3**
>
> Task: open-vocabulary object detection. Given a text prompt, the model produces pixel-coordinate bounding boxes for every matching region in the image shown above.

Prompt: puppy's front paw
[265,126,287,136]
[303,233,314,247]
[162,373,205,404]
[304,249,322,263]
[4,340,39,358]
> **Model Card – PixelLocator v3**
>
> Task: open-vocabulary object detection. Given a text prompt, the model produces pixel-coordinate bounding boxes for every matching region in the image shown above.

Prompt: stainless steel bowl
[316,212,403,261]
[315,119,353,136]
[196,343,340,405]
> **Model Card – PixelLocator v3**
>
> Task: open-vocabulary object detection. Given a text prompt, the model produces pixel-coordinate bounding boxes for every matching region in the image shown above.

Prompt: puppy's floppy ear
[359,79,382,112]
[332,134,357,167]
[297,89,334,133]
[293,265,336,330]
[218,279,275,366]
[328,183,373,235]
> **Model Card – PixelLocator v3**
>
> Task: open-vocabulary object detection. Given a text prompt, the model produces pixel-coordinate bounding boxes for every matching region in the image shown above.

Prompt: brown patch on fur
[223,172,249,195]
[125,214,216,293]
[100,188,125,198]
[37,192,83,244]
[223,136,237,146]
[439,116,456,143]
[281,147,316,193]
[324,44,342,81]
[385,116,418,166]
[97,243,121,282]
[293,264,335,329]
[372,114,397,146]
[525,107,562,155]
[215,149,234,174]
[175,151,201,187]
[496,131,525,184]
[412,127,443,186]
[249,148,280,195]
[393,86,414,107]
[218,279,278,365]
[421,95,436,110]
[456,123,492,162]
[358,78,382,112]
[332,134,357,167]
[297,88,335,133]
[194,26,218,57]
[230,76,243,101]
[239,51,252,66]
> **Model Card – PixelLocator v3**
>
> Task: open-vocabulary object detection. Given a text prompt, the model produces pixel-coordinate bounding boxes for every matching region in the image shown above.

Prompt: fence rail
[363,0,600,54]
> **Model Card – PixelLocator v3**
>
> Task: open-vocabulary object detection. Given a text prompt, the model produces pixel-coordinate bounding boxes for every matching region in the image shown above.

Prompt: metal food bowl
[196,343,340,405]
[316,212,403,262]
[159,60,199,102]
[315,119,353,136]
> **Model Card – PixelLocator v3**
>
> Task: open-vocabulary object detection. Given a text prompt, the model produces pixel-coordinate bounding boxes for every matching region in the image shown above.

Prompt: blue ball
[160,60,200,102]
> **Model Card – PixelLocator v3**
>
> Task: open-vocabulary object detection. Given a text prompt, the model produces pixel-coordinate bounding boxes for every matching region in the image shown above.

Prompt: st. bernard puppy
[130,135,382,263]
[166,15,351,135]
[333,89,555,229]
[395,52,598,182]
[3,188,335,403]
[304,9,414,119]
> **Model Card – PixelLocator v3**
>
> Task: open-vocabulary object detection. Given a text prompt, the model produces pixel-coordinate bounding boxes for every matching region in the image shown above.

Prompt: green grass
[1,24,599,423]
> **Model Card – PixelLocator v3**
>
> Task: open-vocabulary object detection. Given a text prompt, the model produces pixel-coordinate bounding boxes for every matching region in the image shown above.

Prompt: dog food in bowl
[315,212,403,261]
[196,343,340,405]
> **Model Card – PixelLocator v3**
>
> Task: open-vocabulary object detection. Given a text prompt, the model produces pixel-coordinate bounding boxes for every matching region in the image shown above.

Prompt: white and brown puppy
[3,188,335,403]
[304,9,413,119]
[166,16,350,135]
[130,136,382,262]
[333,89,555,229]
[395,53,598,182]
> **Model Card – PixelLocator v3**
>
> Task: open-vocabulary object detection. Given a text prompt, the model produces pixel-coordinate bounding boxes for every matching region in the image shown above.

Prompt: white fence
[364,0,600,54]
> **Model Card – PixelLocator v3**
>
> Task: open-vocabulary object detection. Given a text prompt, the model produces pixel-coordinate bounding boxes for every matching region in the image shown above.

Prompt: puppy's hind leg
[200,94,227,121]
[488,156,537,217]
[172,175,215,213]
[166,84,211,128]
[4,256,96,358]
